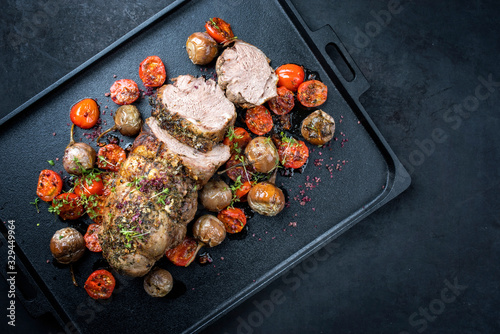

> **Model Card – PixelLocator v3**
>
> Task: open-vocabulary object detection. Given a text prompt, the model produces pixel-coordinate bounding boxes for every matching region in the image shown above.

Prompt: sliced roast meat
[145,117,230,185]
[216,41,278,108]
[151,75,236,152]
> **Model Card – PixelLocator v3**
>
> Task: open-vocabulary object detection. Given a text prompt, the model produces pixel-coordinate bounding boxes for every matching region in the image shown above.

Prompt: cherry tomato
[218,207,247,234]
[74,174,104,196]
[225,154,254,183]
[110,79,140,105]
[297,80,328,108]
[278,137,309,169]
[70,98,100,129]
[223,127,252,154]
[245,105,273,136]
[165,237,201,267]
[268,86,295,115]
[84,223,102,252]
[97,144,126,172]
[275,64,305,92]
[84,269,115,299]
[205,17,235,44]
[235,181,252,202]
[139,56,167,87]
[36,169,63,202]
[51,193,85,220]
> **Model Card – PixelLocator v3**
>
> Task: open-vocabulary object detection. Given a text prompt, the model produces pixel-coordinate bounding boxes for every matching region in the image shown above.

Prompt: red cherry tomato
[275,64,305,92]
[139,56,167,87]
[297,80,328,108]
[51,193,85,220]
[268,86,295,115]
[225,154,254,183]
[218,207,247,234]
[97,144,126,172]
[84,223,102,252]
[110,79,140,105]
[165,237,201,267]
[84,269,115,299]
[245,105,273,136]
[205,17,235,44]
[278,137,309,169]
[74,174,104,196]
[223,127,252,154]
[36,169,63,202]
[235,181,252,202]
[70,98,100,129]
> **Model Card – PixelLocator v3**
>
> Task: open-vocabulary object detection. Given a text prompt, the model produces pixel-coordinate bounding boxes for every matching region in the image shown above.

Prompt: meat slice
[145,117,230,185]
[100,132,198,277]
[151,75,236,152]
[216,41,278,108]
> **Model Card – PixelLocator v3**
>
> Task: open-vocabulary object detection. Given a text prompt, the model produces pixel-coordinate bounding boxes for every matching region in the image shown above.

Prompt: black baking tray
[0,0,410,333]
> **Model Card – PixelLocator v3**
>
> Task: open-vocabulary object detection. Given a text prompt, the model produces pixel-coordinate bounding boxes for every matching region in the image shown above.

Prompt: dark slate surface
[1,0,499,333]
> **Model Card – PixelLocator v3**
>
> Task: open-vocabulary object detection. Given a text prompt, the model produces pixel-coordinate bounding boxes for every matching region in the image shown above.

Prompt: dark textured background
[1,0,499,333]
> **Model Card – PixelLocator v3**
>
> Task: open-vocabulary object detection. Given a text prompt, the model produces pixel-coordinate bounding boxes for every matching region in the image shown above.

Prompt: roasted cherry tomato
[223,127,252,154]
[139,55,167,87]
[225,154,254,183]
[245,105,273,136]
[268,86,295,115]
[218,207,247,234]
[36,169,63,202]
[51,193,85,220]
[165,237,201,267]
[97,144,126,172]
[110,79,140,105]
[234,181,252,202]
[297,80,328,108]
[205,17,235,44]
[277,137,309,169]
[70,98,100,129]
[74,174,104,196]
[84,223,102,252]
[84,269,115,299]
[275,64,305,92]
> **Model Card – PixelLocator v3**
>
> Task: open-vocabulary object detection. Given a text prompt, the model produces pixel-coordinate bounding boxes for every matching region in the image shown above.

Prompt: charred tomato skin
[97,144,127,172]
[245,105,273,136]
[223,127,252,154]
[70,98,100,129]
[52,193,85,220]
[139,56,167,87]
[36,169,63,202]
[165,237,201,267]
[275,64,305,92]
[217,207,247,234]
[74,175,104,197]
[297,80,328,108]
[268,86,295,115]
[84,269,116,299]
[278,139,309,169]
[205,17,235,44]
[110,79,140,105]
[84,223,102,252]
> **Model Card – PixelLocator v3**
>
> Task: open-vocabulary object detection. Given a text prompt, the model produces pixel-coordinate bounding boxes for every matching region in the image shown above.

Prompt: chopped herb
[30,198,40,213]
[47,160,55,166]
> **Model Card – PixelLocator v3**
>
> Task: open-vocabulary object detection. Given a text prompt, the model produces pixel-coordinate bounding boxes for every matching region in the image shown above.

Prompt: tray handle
[281,0,370,99]
[0,228,54,319]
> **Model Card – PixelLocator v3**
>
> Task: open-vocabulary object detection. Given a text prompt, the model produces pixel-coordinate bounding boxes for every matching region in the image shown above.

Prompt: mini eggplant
[192,215,226,247]
[63,124,96,175]
[247,182,285,216]
[96,105,142,144]
[301,109,335,146]
[199,179,232,212]
[186,32,219,65]
[244,137,279,173]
